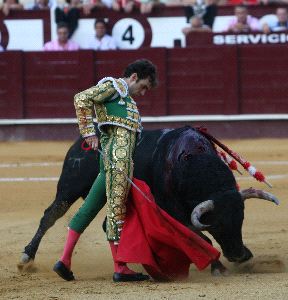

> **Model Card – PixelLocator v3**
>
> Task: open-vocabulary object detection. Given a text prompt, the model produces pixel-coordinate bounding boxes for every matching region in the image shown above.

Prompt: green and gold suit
[69,77,142,241]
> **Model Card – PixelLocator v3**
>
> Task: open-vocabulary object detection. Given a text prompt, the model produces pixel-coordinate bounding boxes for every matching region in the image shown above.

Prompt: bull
[19,126,279,275]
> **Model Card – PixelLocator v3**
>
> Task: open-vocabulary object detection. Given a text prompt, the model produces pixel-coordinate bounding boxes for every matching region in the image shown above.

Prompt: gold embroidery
[114,148,127,159]
[104,127,136,241]
[113,185,125,197]
[74,82,117,137]
[115,137,128,147]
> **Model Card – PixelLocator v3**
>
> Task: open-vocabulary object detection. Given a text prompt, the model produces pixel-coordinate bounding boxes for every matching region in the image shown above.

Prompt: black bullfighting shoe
[113,272,150,282]
[53,261,75,281]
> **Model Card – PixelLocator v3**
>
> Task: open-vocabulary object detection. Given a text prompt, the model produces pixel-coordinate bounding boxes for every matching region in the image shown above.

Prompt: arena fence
[1,46,288,120]
[1,115,288,140]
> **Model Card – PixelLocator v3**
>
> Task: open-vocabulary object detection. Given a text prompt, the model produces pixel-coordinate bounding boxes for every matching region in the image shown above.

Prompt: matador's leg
[104,127,136,242]
[53,157,107,281]
[102,127,150,281]
[69,156,107,233]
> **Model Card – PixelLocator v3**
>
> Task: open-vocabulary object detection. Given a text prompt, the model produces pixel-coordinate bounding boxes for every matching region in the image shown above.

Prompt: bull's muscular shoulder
[97,77,128,98]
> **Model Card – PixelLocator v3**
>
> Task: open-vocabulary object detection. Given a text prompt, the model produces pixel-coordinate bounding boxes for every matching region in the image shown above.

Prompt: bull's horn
[240,187,280,205]
[191,200,214,230]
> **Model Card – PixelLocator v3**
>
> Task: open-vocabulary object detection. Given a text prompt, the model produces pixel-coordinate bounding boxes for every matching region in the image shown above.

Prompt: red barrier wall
[1,46,288,119]
[0,51,24,118]
[23,50,95,118]
[166,47,239,115]
[239,46,288,113]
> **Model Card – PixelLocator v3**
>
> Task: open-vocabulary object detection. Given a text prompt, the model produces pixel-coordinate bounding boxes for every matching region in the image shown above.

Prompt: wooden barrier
[23,50,95,118]
[0,51,24,118]
[239,46,288,113]
[166,46,239,115]
[1,46,288,119]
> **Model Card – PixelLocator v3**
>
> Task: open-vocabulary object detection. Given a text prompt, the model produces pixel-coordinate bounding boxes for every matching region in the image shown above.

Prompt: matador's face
[127,73,151,97]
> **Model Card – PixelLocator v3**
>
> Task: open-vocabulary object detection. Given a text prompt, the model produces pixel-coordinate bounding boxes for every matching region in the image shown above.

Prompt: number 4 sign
[112,18,148,49]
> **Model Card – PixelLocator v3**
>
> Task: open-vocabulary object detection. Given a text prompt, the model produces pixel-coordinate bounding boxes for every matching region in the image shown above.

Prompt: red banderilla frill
[197,127,272,188]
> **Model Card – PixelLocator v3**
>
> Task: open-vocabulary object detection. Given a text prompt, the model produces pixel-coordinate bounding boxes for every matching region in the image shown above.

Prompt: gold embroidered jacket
[74,77,142,137]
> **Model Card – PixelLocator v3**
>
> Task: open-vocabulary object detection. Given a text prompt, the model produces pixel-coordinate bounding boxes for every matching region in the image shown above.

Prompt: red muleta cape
[117,178,220,281]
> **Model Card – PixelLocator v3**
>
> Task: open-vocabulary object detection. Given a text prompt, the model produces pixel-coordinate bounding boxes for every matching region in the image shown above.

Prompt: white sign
[214,33,288,45]
[4,19,44,51]
[148,17,187,48]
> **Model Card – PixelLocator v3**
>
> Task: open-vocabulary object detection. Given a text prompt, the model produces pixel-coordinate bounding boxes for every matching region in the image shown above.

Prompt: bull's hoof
[211,261,229,276]
[211,267,229,277]
[17,253,34,272]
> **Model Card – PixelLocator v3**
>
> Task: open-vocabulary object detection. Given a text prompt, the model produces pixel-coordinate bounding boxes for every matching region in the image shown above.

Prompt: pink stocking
[60,228,81,269]
[109,241,137,275]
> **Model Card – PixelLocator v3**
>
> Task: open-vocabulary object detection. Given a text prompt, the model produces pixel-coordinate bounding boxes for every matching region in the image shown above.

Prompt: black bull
[20,126,278,275]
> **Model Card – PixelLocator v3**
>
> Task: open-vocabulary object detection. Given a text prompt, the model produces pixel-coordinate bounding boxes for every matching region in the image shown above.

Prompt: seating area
[1,4,288,50]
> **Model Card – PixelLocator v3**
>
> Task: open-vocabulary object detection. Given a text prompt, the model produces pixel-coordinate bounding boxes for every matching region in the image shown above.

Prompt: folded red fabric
[117,178,220,281]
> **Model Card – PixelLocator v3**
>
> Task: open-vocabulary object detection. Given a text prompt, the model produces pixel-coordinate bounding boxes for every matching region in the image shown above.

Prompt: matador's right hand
[85,135,99,151]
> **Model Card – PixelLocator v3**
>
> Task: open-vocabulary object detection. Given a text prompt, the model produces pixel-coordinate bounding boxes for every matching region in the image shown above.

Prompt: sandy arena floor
[0,138,287,299]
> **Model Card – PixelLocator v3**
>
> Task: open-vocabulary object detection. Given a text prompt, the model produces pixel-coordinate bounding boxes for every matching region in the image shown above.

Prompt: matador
[53,59,158,282]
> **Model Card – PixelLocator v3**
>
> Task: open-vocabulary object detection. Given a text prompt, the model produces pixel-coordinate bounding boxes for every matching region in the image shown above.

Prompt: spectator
[140,0,182,15]
[32,0,50,10]
[139,0,157,14]
[262,8,288,33]
[82,0,113,15]
[1,0,24,16]
[184,0,217,29]
[43,22,80,51]
[225,0,259,5]
[224,5,260,33]
[87,19,117,50]
[112,0,139,13]
[55,0,82,38]
[182,15,212,35]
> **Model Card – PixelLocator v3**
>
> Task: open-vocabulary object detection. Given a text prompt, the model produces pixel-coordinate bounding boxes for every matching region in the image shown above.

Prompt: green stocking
[69,157,107,233]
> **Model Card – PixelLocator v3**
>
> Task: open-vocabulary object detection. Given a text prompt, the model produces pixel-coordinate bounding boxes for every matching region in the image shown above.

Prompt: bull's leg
[18,197,73,270]
[191,229,228,276]
[18,175,95,269]
[18,135,99,270]
[26,200,71,257]
[201,233,228,276]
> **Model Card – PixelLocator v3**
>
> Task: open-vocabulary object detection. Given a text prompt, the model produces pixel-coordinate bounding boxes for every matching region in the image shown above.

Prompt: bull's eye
[184,154,192,161]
